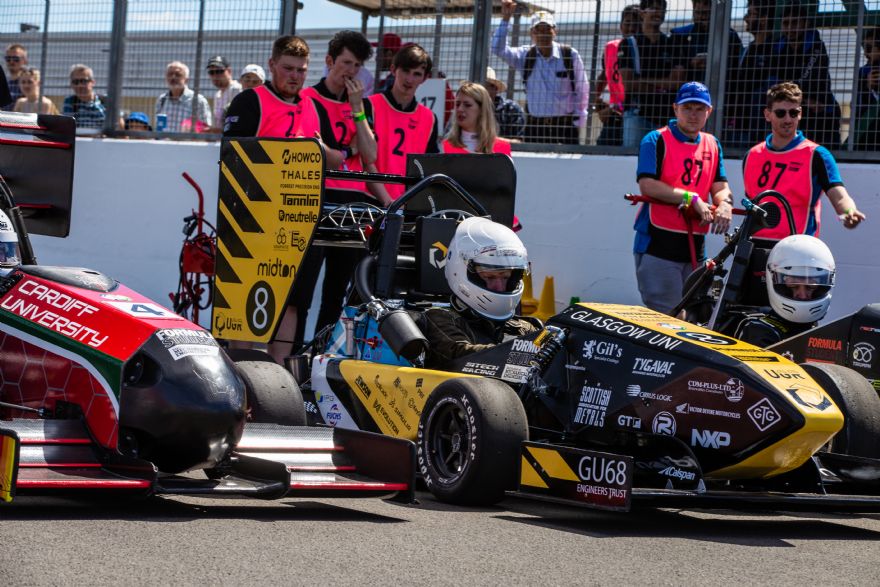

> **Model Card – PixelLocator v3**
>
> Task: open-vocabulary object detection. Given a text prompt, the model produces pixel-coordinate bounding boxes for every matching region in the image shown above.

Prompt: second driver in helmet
[421,217,539,371]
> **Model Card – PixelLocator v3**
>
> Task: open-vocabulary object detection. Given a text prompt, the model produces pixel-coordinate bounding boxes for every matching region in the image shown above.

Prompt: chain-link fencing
[2,0,880,158]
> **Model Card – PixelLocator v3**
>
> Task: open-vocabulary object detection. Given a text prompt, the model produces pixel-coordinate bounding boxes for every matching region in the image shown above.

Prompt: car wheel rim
[430,401,468,481]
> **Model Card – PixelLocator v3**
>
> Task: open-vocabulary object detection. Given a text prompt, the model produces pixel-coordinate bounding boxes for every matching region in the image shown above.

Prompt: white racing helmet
[445,217,529,321]
[0,209,22,277]
[766,234,835,323]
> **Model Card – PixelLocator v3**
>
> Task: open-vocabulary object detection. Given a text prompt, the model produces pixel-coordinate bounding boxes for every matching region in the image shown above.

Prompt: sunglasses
[71,78,93,85]
[207,69,226,75]
[772,108,801,119]
[5,56,22,63]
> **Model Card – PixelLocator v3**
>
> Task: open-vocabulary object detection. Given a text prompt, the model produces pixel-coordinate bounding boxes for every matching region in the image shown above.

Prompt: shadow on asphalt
[492,498,880,545]
[1,496,407,524]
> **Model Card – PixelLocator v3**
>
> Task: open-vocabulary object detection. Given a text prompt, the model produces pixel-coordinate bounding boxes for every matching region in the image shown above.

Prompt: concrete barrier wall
[29,139,880,330]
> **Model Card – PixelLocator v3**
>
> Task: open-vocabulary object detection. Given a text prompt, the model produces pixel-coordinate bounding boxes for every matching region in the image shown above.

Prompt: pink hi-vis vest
[254,85,320,138]
[369,93,435,200]
[744,139,819,241]
[649,127,719,235]
[441,137,512,155]
[604,39,625,109]
[300,86,367,194]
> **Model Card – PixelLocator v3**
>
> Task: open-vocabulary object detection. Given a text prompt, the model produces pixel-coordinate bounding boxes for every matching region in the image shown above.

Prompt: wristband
[844,207,855,216]
[352,111,366,122]
[680,190,694,209]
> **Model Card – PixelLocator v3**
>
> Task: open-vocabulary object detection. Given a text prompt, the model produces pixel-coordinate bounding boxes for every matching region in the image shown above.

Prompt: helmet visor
[0,240,20,267]
[771,266,834,302]
[466,261,526,294]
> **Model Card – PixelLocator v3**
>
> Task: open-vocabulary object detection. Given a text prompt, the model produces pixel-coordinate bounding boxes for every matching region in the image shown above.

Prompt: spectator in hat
[125,111,152,131]
[491,0,589,144]
[239,64,265,90]
[484,66,525,140]
[206,55,241,133]
[374,32,402,91]
[155,61,212,133]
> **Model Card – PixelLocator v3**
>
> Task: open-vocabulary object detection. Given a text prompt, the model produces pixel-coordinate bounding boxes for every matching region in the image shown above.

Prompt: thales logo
[257,258,297,278]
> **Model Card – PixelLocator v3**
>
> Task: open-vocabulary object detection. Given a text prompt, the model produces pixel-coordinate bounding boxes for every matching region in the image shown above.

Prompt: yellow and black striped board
[212,138,324,342]
[0,429,19,503]
[519,441,632,511]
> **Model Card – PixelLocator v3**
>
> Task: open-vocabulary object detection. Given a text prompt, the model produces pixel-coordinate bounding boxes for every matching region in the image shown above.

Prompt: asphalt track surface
[3,489,880,586]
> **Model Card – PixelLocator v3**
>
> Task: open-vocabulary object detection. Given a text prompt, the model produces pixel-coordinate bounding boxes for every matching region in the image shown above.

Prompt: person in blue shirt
[491,0,589,144]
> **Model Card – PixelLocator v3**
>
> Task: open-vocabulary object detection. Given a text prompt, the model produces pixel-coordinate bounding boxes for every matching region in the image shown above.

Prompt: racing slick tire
[417,377,527,505]
[236,361,307,426]
[801,363,880,458]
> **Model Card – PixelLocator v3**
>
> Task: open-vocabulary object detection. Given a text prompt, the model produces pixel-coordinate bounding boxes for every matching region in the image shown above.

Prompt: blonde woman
[13,68,58,115]
[443,81,511,155]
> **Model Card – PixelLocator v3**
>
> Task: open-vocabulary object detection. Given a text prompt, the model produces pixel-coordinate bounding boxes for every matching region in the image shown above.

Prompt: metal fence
[2,0,880,158]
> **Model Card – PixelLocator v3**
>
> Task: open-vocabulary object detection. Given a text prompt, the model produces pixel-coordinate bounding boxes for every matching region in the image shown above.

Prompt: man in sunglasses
[205,55,241,133]
[744,82,865,247]
[3,44,27,109]
[740,82,864,306]
[62,64,122,132]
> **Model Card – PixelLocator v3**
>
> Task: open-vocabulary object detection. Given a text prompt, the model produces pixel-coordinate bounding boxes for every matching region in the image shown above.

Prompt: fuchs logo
[632,357,674,378]
[513,339,539,353]
[659,466,695,481]
[691,429,731,449]
[652,411,676,435]
[763,369,805,380]
[354,375,371,398]
[582,339,623,363]
[676,331,737,345]
[428,241,448,269]
[687,377,744,402]
[747,398,781,431]
[853,342,875,369]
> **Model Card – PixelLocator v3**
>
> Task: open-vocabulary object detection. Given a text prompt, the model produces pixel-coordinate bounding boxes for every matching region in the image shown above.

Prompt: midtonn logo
[747,398,781,431]
[652,411,676,435]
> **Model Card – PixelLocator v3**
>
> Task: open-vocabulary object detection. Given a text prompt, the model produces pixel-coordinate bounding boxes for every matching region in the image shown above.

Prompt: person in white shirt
[206,55,241,133]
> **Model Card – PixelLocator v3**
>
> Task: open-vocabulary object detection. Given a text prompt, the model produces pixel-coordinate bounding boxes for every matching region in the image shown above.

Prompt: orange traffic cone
[533,276,556,322]
[521,272,538,315]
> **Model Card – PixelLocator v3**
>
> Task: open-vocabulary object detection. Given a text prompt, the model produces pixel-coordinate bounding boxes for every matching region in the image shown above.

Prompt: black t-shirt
[617,32,685,126]
[0,67,11,109]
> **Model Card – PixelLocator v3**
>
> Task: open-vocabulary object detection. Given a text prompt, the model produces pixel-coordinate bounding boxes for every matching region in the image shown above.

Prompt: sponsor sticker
[574,383,612,428]
[581,339,623,364]
[631,357,675,378]
[155,329,219,360]
[626,384,672,403]
[747,398,782,431]
[105,301,181,319]
[461,361,499,377]
[652,411,677,435]
[500,364,530,383]
[691,428,731,449]
[687,377,744,402]
[676,331,737,346]
[853,342,875,369]
[675,402,741,419]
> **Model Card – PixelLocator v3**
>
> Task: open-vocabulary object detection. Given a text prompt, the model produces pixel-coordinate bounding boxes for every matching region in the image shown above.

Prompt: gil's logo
[428,241,449,269]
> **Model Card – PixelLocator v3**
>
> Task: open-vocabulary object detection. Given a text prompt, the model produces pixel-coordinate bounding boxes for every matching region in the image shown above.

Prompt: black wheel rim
[429,401,469,481]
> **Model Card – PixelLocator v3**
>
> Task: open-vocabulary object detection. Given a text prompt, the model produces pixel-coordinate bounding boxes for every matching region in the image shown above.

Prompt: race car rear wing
[0,112,75,238]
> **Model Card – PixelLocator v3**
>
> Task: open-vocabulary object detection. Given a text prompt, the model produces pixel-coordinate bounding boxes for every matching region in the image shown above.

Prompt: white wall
[29,139,880,329]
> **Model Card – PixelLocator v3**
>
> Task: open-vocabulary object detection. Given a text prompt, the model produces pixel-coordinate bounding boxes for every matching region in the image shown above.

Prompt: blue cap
[125,111,152,130]
[675,81,712,107]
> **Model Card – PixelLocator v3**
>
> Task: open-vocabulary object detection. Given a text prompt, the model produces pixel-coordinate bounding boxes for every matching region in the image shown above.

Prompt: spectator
[0,67,10,109]
[62,64,120,131]
[205,55,241,133]
[367,43,440,201]
[633,82,733,315]
[854,27,880,119]
[618,0,686,148]
[726,0,776,148]
[3,44,27,109]
[484,66,525,140]
[491,0,589,144]
[443,82,511,155]
[299,30,383,345]
[373,32,402,91]
[155,61,212,133]
[744,82,864,247]
[593,4,641,146]
[13,68,58,115]
[671,0,742,85]
[124,111,152,131]
[239,64,266,90]
[771,4,840,146]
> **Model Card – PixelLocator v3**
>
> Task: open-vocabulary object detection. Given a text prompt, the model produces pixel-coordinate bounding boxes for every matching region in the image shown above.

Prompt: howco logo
[428,241,448,269]
[652,411,677,435]
[853,342,875,368]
